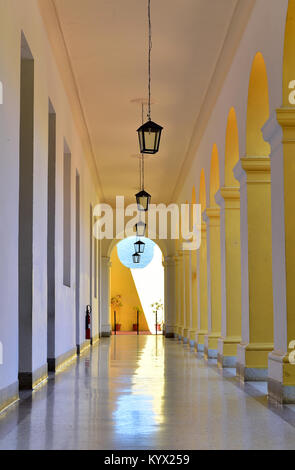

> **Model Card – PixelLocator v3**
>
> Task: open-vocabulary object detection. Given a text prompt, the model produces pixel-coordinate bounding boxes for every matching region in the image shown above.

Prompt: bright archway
[110,237,165,335]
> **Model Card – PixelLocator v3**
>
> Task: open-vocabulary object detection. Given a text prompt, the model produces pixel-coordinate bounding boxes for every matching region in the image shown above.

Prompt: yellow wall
[110,248,150,332]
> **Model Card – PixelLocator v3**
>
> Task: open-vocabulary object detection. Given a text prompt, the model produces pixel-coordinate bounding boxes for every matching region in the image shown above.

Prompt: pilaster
[233,155,274,381]
[203,207,222,359]
[216,187,242,368]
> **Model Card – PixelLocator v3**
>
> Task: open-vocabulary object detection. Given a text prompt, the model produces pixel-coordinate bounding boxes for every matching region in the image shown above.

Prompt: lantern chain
[147,0,152,121]
[141,103,145,191]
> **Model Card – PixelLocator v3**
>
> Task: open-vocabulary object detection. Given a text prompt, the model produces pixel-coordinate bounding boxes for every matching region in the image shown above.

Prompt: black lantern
[135,189,151,212]
[134,240,145,254]
[132,252,141,264]
[135,221,146,237]
[137,120,163,155]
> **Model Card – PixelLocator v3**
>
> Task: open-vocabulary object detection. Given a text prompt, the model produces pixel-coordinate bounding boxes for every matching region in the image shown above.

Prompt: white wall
[0,0,101,395]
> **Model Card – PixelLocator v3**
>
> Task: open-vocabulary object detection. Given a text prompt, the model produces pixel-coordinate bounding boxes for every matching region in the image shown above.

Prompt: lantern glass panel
[132,253,141,264]
[134,241,145,254]
[144,129,157,152]
[136,222,146,237]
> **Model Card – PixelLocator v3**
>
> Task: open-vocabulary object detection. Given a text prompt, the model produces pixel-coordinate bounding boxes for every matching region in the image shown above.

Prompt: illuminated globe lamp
[135,221,146,237]
[134,240,145,254]
[137,120,163,155]
[132,252,141,264]
[135,189,151,212]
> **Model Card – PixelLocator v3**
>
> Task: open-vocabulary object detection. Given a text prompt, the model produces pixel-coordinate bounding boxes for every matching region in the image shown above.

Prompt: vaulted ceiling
[41,0,253,206]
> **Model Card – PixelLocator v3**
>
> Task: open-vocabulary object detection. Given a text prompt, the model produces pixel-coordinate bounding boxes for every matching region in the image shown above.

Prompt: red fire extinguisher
[86,305,91,340]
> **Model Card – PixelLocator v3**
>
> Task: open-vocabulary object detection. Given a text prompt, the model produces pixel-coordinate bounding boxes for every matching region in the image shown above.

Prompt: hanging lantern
[135,221,146,237]
[135,189,151,212]
[137,120,163,155]
[134,240,145,254]
[132,252,141,264]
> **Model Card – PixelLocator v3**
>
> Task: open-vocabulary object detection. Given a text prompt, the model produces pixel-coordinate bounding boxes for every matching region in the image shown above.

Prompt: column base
[48,347,77,372]
[175,325,181,337]
[77,340,91,355]
[91,334,100,346]
[182,328,189,344]
[195,330,207,352]
[177,326,185,341]
[268,350,295,404]
[19,363,48,390]
[165,325,175,338]
[188,329,197,349]
[217,336,241,368]
[100,324,112,337]
[204,333,221,359]
[236,342,273,382]
[0,381,19,414]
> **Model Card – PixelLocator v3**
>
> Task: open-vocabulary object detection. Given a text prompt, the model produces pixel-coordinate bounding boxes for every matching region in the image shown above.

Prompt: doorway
[110,237,164,335]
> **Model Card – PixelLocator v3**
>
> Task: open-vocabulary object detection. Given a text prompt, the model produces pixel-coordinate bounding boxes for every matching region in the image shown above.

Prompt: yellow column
[190,249,198,347]
[267,108,295,402]
[196,221,208,351]
[174,254,181,338]
[217,187,242,368]
[178,251,185,338]
[204,208,222,359]
[183,251,191,343]
[234,156,273,381]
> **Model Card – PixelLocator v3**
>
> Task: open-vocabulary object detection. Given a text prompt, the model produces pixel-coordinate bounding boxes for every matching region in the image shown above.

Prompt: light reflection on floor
[1,336,295,449]
[112,336,164,436]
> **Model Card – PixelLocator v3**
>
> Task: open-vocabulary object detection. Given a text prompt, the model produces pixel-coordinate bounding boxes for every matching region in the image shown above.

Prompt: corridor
[1,336,295,450]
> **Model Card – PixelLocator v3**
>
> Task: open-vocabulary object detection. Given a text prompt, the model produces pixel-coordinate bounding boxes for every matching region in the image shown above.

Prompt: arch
[110,236,165,334]
[246,52,270,156]
[199,169,206,212]
[225,107,239,187]
[209,144,220,207]
[283,0,295,106]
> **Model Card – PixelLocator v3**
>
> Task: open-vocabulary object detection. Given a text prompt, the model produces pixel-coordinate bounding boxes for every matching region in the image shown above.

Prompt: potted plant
[111,295,123,331]
[133,306,142,331]
[151,300,164,333]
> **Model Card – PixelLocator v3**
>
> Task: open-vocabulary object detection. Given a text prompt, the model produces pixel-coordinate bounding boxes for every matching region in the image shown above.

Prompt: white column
[163,256,176,337]
[100,256,112,337]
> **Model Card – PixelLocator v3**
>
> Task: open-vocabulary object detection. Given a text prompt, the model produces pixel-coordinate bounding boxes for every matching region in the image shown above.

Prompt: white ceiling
[53,0,238,206]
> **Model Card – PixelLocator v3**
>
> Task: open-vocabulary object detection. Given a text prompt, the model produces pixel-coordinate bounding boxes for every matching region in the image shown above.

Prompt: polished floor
[1,336,295,450]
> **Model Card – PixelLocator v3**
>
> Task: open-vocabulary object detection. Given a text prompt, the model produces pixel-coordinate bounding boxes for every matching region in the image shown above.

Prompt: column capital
[216,187,240,210]
[276,107,295,144]
[276,107,295,129]
[241,155,271,172]
[203,207,220,226]
[173,254,180,264]
[163,256,176,268]
[238,156,271,184]
[101,256,112,268]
